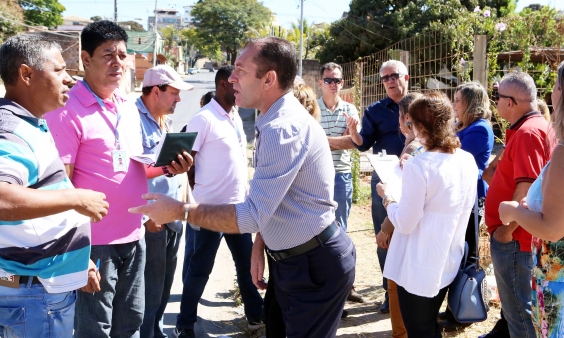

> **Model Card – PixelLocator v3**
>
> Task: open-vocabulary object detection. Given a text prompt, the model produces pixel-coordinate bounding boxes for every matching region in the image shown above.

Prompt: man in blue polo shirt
[0,35,109,336]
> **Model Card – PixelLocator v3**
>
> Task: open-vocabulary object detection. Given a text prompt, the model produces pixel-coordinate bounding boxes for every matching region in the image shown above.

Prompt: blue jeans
[75,239,146,338]
[0,280,76,338]
[371,172,388,300]
[141,227,182,338]
[334,172,353,231]
[177,227,264,330]
[490,233,535,338]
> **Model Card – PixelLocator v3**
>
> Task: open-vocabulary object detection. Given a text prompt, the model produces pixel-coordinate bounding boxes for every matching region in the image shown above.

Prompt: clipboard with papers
[365,152,403,201]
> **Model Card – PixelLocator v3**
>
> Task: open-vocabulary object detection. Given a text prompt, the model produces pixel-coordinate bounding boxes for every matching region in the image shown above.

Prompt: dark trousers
[273,227,356,338]
[264,255,286,338]
[397,284,448,338]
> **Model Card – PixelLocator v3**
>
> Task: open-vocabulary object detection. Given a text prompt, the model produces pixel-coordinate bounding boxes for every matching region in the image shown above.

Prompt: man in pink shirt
[46,21,190,337]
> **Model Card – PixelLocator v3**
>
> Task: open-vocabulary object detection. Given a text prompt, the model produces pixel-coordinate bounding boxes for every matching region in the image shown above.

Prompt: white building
[183,5,192,27]
[148,8,182,30]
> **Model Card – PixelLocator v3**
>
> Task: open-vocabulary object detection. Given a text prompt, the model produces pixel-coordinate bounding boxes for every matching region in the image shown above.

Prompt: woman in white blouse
[376,91,478,338]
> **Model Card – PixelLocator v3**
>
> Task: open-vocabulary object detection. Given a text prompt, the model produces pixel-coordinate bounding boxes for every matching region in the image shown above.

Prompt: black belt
[19,276,42,285]
[266,222,339,261]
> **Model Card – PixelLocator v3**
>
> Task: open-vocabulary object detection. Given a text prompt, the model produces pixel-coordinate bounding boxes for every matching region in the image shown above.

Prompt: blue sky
[59,0,564,30]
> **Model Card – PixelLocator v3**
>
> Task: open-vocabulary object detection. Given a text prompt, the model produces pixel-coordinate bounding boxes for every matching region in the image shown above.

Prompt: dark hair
[398,92,422,116]
[81,20,128,56]
[245,37,297,91]
[141,84,168,96]
[215,65,234,87]
[408,91,461,153]
[319,62,342,77]
[0,35,62,86]
[202,91,215,106]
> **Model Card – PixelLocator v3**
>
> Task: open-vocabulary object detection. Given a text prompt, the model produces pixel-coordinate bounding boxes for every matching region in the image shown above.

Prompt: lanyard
[82,81,122,150]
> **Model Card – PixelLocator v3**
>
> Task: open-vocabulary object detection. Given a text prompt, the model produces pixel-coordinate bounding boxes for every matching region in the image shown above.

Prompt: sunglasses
[381,73,403,83]
[323,78,343,85]
[493,91,518,105]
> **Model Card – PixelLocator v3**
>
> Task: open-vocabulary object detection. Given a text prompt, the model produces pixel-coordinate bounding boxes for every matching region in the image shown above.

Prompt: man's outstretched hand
[129,193,185,225]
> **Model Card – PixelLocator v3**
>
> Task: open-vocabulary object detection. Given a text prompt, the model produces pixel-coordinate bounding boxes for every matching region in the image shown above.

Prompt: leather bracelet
[162,166,176,177]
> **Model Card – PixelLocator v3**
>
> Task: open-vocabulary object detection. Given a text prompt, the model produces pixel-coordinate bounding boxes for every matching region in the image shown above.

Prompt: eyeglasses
[323,78,342,85]
[381,73,403,83]
[494,91,518,105]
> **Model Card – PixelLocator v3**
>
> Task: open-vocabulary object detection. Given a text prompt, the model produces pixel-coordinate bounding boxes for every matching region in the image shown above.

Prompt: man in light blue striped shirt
[131,37,356,338]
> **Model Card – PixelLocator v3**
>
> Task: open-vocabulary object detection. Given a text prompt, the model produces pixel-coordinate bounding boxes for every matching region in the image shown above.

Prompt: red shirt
[485,112,554,252]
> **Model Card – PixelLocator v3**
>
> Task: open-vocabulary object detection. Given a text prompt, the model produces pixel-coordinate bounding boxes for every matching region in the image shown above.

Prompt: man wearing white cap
[137,65,194,338]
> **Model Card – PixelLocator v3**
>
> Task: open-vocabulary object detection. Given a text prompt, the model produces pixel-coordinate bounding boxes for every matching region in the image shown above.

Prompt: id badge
[112,150,128,172]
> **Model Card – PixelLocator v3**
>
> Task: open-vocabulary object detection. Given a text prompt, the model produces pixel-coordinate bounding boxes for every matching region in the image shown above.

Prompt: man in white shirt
[173,66,264,338]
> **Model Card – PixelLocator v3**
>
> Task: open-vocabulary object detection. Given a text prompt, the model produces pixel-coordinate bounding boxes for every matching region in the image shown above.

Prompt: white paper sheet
[365,153,403,201]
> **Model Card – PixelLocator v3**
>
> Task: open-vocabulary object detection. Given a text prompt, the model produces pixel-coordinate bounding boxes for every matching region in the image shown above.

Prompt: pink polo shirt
[46,81,147,245]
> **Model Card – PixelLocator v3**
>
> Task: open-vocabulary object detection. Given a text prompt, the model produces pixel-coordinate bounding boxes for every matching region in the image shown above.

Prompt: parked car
[208,68,215,72]
[187,68,197,75]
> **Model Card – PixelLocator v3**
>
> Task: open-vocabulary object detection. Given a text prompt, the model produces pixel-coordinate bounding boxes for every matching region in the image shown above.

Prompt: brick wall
[25,31,82,74]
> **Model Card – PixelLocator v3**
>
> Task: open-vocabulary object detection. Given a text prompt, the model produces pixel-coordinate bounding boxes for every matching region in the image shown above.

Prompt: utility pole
[152,0,158,66]
[114,0,118,22]
[298,0,304,76]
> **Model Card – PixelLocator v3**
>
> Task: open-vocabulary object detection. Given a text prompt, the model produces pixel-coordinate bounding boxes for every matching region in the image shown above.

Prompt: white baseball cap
[143,65,194,91]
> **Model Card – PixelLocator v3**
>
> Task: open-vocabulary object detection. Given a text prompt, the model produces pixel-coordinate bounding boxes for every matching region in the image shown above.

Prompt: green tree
[179,27,222,67]
[119,20,145,32]
[190,0,272,64]
[0,0,23,43]
[317,0,513,63]
[90,15,102,21]
[18,0,64,28]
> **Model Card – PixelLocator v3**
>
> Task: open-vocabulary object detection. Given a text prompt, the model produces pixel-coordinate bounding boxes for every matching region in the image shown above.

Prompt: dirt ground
[334,199,500,338]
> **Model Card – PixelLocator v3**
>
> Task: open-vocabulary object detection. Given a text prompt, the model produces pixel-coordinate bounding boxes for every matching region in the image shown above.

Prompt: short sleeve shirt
[45,81,148,245]
[485,112,555,252]
[318,98,360,173]
[0,99,91,293]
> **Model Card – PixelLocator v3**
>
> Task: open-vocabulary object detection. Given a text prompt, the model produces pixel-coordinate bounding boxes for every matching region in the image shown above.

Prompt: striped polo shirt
[0,99,91,293]
[318,98,360,173]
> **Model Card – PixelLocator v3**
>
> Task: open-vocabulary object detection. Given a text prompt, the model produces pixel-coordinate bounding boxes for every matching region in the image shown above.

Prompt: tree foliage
[190,0,272,64]
[179,27,221,67]
[317,0,513,63]
[0,0,23,43]
[18,0,64,28]
[119,20,144,32]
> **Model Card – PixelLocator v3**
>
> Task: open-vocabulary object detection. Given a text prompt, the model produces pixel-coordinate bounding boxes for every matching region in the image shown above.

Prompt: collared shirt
[183,98,248,204]
[235,92,337,251]
[318,98,360,173]
[0,99,91,293]
[355,96,405,156]
[45,80,148,245]
[485,111,554,252]
[136,97,183,233]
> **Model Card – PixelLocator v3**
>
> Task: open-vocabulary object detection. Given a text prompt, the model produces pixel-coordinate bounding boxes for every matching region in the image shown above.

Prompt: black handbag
[447,197,489,323]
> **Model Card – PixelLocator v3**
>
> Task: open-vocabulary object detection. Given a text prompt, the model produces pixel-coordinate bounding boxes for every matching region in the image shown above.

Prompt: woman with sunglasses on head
[438,82,494,331]
[498,61,564,338]
[376,92,422,338]
[376,92,478,338]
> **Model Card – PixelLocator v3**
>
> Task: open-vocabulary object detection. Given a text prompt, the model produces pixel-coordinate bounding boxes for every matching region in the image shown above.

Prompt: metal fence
[339,31,468,115]
[339,31,564,116]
